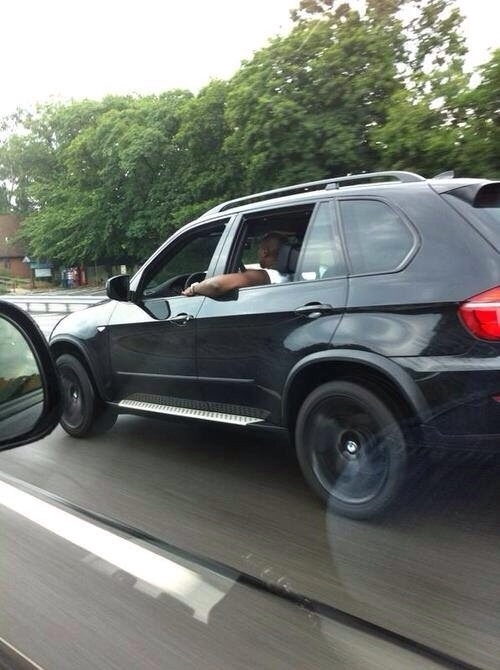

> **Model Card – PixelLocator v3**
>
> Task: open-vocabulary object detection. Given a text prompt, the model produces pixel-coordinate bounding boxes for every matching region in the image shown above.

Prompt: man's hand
[182,282,199,297]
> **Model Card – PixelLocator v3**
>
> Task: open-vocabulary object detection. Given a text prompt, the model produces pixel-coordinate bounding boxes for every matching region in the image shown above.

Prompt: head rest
[275,243,299,275]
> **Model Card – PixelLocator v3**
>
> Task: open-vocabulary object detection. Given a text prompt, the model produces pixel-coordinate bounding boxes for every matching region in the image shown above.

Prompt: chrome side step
[118,397,266,426]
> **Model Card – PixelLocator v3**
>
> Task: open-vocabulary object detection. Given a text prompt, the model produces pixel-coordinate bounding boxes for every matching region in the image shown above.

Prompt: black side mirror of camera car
[0,300,61,449]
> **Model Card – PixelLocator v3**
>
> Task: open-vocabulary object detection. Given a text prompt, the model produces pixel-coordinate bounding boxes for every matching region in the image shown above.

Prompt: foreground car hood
[0,471,465,670]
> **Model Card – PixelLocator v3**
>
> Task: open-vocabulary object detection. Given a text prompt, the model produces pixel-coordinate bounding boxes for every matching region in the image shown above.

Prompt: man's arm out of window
[183,270,270,298]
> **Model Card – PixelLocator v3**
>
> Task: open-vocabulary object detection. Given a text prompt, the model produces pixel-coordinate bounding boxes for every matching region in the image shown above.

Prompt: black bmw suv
[50,171,500,519]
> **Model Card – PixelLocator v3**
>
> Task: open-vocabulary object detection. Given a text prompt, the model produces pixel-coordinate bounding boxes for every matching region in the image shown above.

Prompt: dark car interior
[234,205,315,278]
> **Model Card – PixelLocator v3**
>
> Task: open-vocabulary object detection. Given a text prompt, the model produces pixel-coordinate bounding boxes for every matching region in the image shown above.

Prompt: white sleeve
[266,269,290,284]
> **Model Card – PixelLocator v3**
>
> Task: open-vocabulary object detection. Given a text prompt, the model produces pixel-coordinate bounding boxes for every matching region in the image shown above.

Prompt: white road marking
[0,634,47,670]
[0,480,231,622]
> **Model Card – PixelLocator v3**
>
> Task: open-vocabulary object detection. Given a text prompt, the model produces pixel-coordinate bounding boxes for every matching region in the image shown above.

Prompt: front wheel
[295,381,408,520]
[56,353,117,438]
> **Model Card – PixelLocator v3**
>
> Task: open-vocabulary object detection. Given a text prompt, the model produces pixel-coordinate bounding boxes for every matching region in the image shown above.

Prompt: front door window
[142,224,227,300]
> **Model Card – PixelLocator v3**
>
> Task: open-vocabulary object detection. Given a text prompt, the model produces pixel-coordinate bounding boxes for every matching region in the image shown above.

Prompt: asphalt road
[0,416,498,669]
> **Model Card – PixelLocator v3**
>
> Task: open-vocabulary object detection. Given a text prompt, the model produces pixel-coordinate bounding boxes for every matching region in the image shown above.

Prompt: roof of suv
[198,171,491,222]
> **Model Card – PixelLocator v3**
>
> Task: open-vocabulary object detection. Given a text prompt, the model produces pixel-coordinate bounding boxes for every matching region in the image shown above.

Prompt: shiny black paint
[106,274,130,301]
[49,178,500,450]
[196,278,348,422]
[107,296,205,400]
[282,349,431,428]
[51,301,117,399]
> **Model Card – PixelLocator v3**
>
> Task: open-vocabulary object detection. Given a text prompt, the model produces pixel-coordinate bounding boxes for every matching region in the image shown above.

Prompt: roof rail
[204,171,425,215]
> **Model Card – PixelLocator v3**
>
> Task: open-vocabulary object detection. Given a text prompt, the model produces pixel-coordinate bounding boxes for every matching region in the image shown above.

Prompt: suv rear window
[443,183,500,249]
[339,199,415,275]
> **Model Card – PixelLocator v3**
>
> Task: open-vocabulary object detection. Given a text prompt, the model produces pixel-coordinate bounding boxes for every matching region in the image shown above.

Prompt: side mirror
[0,301,61,449]
[106,274,130,301]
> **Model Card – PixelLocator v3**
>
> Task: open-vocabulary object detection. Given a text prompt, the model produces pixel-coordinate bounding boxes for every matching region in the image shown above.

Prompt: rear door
[196,200,348,424]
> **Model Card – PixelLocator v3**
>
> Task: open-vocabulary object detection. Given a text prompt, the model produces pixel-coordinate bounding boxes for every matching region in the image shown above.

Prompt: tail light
[459,287,500,340]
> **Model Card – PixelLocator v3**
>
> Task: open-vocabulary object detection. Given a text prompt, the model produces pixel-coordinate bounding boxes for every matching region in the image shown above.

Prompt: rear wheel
[56,353,117,438]
[295,381,408,519]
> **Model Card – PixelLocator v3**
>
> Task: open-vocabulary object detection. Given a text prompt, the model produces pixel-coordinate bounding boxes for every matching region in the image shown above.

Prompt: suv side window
[234,205,315,283]
[296,201,346,281]
[142,224,226,298]
[339,199,415,275]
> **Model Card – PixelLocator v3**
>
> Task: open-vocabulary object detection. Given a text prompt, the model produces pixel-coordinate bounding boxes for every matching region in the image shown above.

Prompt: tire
[56,353,117,438]
[295,381,408,520]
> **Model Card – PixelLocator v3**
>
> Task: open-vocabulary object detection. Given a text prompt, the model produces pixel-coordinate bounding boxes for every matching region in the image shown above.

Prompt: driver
[182,232,288,298]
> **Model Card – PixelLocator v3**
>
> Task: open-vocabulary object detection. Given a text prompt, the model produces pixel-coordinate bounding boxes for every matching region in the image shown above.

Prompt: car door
[196,201,348,424]
[106,220,230,402]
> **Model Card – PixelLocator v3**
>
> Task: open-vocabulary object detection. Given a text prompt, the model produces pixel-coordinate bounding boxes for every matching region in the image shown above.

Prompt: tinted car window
[297,202,345,281]
[443,185,500,249]
[143,225,225,296]
[339,199,415,275]
[237,205,314,280]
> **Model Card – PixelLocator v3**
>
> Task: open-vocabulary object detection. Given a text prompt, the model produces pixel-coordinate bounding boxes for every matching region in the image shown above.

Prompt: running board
[118,395,267,426]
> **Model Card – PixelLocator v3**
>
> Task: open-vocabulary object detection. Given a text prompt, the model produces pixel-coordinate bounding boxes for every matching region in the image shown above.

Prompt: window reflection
[0,318,41,405]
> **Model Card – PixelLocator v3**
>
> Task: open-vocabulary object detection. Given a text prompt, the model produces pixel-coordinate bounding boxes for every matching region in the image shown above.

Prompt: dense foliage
[0,0,498,265]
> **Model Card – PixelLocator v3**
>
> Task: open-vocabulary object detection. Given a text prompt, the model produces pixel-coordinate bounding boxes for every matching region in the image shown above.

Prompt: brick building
[0,215,30,279]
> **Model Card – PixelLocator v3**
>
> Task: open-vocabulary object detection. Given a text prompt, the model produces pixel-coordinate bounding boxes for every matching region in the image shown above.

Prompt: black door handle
[294,303,335,318]
[169,313,194,325]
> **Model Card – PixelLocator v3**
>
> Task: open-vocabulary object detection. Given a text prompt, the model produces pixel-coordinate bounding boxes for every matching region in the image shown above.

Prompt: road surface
[0,416,498,669]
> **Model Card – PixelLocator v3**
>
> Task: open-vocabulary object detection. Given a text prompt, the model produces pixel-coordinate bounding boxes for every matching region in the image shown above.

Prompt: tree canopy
[0,0,497,266]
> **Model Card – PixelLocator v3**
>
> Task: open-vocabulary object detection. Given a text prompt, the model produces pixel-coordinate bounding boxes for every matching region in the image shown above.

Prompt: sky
[1,0,498,118]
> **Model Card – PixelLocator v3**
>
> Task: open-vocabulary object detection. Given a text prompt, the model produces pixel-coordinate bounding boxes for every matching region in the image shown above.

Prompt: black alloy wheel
[295,381,408,519]
[56,353,116,438]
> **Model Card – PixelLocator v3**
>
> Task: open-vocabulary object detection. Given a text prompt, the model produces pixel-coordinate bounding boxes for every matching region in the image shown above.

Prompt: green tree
[0,0,494,267]
[455,49,500,178]
[223,0,408,192]
[368,0,471,176]
[166,79,236,224]
[0,92,194,264]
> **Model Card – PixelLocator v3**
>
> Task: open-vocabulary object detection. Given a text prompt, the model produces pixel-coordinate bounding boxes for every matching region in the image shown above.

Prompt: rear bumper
[394,356,500,451]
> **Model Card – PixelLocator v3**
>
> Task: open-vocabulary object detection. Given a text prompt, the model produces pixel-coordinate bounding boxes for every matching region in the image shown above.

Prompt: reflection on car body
[0,305,47,442]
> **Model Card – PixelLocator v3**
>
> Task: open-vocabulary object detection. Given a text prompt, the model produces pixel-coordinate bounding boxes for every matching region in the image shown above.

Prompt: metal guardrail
[1,294,106,315]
